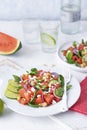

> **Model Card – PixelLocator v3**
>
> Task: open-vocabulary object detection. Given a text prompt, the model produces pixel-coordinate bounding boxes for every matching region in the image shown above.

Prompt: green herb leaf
[29,90,37,104]
[74,62,79,66]
[16,86,23,91]
[66,84,72,90]
[73,41,77,48]
[78,50,82,57]
[30,68,38,75]
[55,87,64,97]
[58,75,64,87]
[67,59,75,64]
[13,75,21,83]
[82,39,85,44]
[85,41,87,45]
[28,103,39,108]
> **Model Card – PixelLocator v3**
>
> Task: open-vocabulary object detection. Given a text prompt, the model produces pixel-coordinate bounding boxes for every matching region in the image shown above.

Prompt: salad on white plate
[4,67,72,108]
[58,39,87,72]
[0,65,81,116]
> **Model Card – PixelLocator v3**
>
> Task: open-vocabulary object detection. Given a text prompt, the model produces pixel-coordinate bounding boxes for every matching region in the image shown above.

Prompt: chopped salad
[5,68,72,108]
[62,39,87,68]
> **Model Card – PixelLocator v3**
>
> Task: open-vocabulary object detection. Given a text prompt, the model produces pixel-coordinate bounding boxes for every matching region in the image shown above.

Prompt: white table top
[0,20,87,130]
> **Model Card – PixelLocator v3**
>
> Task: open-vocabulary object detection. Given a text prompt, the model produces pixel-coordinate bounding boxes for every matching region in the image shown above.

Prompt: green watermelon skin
[14,41,22,54]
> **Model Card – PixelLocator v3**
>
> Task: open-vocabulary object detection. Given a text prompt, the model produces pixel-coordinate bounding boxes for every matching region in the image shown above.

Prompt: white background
[0,0,87,20]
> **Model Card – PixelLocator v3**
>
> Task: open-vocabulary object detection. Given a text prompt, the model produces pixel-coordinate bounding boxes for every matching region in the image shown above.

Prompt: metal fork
[61,71,71,112]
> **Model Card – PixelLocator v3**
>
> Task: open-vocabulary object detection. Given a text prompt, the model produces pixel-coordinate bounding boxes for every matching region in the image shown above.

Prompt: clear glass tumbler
[23,19,40,44]
[60,0,81,34]
[40,21,59,53]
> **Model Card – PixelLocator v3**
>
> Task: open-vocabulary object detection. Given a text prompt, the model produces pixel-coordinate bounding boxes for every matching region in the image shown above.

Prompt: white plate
[58,41,87,73]
[0,65,81,117]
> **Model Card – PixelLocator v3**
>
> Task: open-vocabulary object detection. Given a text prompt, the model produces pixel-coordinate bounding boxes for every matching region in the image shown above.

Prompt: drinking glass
[40,21,59,53]
[23,19,40,44]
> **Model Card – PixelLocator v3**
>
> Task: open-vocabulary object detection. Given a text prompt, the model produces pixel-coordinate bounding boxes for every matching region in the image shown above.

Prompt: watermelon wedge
[0,32,22,55]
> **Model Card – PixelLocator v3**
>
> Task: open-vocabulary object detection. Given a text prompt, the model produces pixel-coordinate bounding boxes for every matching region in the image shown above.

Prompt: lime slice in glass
[41,33,56,46]
[0,98,4,114]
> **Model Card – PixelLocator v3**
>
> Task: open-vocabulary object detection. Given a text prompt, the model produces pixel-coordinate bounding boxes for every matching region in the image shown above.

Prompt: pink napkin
[70,77,87,115]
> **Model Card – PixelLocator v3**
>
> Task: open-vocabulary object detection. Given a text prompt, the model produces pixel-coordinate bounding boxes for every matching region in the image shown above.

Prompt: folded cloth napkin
[70,77,87,115]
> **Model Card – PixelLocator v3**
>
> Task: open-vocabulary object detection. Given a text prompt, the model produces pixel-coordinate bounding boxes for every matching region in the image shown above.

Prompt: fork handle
[61,82,68,112]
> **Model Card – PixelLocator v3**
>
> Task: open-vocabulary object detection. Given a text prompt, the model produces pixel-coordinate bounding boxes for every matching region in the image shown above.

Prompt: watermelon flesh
[0,32,22,55]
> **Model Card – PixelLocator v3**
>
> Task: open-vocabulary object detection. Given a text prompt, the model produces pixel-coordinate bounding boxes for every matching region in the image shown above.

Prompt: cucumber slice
[41,33,56,46]
[49,79,59,87]
[66,50,73,60]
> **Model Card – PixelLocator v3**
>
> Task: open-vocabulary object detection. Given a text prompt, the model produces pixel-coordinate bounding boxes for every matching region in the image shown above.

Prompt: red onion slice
[51,72,58,79]
[24,84,28,91]
[73,48,78,55]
